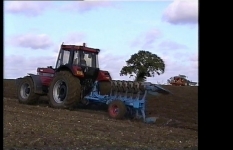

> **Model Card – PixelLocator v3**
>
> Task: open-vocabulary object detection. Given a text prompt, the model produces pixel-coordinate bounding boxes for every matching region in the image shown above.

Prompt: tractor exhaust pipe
[83,43,86,47]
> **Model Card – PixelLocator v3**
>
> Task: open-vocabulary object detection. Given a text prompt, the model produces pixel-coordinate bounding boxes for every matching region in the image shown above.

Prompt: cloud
[61,1,115,13]
[4,55,57,79]
[61,32,87,45]
[173,51,198,63]
[98,52,131,80]
[4,1,53,17]
[131,29,162,49]
[158,40,188,51]
[145,52,198,83]
[4,32,198,83]
[188,53,198,62]
[7,33,54,49]
[162,0,198,25]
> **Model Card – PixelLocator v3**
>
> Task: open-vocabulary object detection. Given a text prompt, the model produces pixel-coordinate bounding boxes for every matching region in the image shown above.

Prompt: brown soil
[3,79,198,150]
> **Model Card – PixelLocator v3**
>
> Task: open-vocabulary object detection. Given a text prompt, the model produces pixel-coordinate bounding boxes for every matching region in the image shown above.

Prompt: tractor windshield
[73,51,99,68]
[55,49,71,69]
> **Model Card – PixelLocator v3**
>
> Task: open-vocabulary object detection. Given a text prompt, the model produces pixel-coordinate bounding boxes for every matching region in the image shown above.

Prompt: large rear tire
[48,71,81,109]
[99,81,111,95]
[17,77,40,105]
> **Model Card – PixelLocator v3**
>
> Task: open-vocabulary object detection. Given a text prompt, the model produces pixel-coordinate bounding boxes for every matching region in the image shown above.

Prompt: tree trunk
[134,74,146,82]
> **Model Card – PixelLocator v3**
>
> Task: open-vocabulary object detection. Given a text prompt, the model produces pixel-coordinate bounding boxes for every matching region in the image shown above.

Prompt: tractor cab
[54,43,110,81]
[55,43,99,68]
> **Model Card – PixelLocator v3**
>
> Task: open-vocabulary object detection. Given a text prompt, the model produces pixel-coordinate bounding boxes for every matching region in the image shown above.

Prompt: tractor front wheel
[17,77,40,104]
[108,100,126,119]
[48,71,81,109]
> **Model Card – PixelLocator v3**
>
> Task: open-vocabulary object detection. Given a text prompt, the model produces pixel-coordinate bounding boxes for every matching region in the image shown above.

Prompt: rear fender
[17,74,45,95]
[97,70,112,81]
[27,73,45,94]
[15,78,24,87]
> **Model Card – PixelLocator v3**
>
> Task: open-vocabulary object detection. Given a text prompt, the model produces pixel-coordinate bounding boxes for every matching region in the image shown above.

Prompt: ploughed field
[3,79,198,150]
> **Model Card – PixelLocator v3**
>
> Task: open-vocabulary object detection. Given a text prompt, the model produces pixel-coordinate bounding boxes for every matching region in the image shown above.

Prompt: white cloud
[162,0,198,25]
[61,32,87,45]
[98,52,131,80]
[189,53,198,62]
[146,53,198,84]
[61,1,115,13]
[4,1,53,17]
[158,40,188,51]
[8,33,54,50]
[131,29,162,49]
[4,55,57,79]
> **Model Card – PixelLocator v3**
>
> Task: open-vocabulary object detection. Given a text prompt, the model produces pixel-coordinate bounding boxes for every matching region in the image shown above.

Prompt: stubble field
[3,79,198,150]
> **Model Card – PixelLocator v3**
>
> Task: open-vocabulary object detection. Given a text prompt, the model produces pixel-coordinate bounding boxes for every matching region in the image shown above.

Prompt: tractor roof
[173,76,186,79]
[61,43,100,53]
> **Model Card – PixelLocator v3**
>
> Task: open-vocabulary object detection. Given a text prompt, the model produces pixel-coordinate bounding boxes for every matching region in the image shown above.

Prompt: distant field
[4,79,198,149]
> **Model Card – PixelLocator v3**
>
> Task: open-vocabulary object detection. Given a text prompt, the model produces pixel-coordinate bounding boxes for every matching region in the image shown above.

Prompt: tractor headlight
[76,70,84,76]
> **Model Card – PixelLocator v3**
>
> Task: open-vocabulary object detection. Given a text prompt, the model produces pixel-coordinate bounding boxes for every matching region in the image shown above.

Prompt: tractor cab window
[73,51,99,68]
[62,50,70,65]
[55,50,70,68]
[73,51,79,65]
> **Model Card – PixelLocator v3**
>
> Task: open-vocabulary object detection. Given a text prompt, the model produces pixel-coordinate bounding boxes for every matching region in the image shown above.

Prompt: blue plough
[84,80,171,123]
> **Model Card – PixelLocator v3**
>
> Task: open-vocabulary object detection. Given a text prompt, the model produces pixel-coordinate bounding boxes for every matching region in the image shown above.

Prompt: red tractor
[16,43,112,108]
[167,75,190,86]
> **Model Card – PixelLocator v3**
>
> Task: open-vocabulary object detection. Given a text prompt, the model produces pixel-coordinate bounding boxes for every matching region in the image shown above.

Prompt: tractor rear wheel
[108,100,127,119]
[17,76,40,104]
[48,71,81,109]
[99,81,111,95]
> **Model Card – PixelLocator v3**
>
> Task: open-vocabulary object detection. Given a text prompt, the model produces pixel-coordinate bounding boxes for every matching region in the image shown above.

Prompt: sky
[3,0,198,84]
